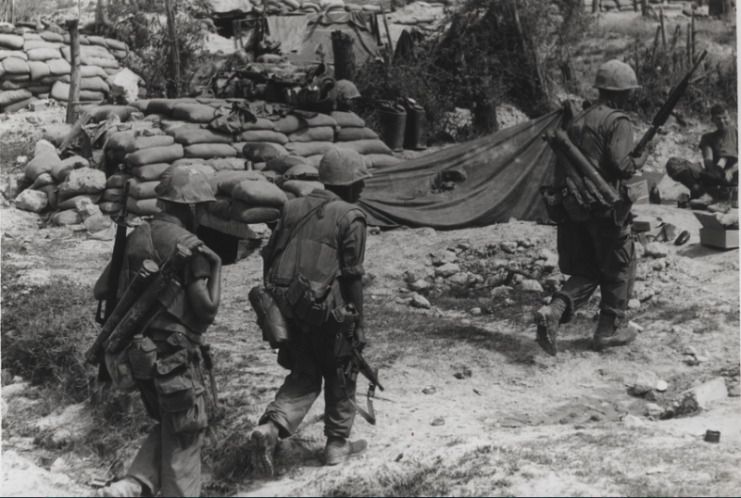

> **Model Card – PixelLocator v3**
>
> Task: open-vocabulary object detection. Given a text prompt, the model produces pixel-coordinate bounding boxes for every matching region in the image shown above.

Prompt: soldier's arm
[186,247,222,325]
[338,216,367,348]
[606,117,647,179]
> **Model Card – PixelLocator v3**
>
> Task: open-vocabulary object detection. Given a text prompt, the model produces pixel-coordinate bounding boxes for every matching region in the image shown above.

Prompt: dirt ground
[2,8,740,497]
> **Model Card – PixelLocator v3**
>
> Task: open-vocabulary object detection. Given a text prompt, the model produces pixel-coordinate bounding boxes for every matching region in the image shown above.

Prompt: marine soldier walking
[93,166,221,497]
[251,149,372,475]
[536,60,649,356]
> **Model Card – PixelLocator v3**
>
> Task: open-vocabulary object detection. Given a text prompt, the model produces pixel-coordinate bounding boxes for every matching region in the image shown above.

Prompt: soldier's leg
[160,414,204,497]
[124,380,162,496]
[666,157,706,198]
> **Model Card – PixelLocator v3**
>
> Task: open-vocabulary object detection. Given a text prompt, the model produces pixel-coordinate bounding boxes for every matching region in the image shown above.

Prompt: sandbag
[85,56,118,69]
[99,201,123,214]
[126,144,184,167]
[105,38,127,51]
[265,156,306,175]
[242,142,288,163]
[183,163,216,177]
[0,34,24,50]
[132,163,170,181]
[283,163,319,179]
[111,49,128,60]
[303,113,338,128]
[128,179,160,200]
[107,173,133,188]
[27,60,51,80]
[288,126,335,143]
[143,113,168,124]
[25,149,61,180]
[0,87,34,107]
[204,157,246,171]
[128,99,150,112]
[40,31,65,43]
[82,104,138,123]
[284,141,337,157]
[171,102,218,123]
[102,188,126,204]
[2,57,29,74]
[232,179,287,207]
[87,36,108,47]
[58,168,107,200]
[50,81,105,102]
[184,143,237,159]
[30,173,55,190]
[161,119,198,134]
[125,196,160,216]
[241,118,275,131]
[171,127,233,145]
[366,154,402,169]
[51,209,82,226]
[0,50,27,61]
[57,193,102,211]
[23,40,62,50]
[27,84,51,94]
[1,96,36,113]
[281,180,324,197]
[146,98,194,115]
[206,197,232,220]
[27,48,62,61]
[4,73,30,82]
[331,111,365,128]
[228,202,281,224]
[46,57,71,75]
[209,170,267,196]
[51,155,90,182]
[42,123,74,146]
[239,130,288,145]
[273,115,304,134]
[305,154,324,167]
[124,135,175,153]
[335,139,393,155]
[70,76,109,93]
[23,33,42,41]
[337,127,379,141]
[172,158,205,167]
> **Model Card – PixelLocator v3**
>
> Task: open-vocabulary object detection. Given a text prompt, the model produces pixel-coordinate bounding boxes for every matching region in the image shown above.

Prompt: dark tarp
[358,110,563,229]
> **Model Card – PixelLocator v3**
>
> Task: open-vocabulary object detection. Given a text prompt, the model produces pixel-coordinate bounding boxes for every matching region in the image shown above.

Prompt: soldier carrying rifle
[91,166,221,497]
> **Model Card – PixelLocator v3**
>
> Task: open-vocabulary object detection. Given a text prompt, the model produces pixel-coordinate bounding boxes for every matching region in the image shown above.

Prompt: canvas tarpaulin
[358,110,563,229]
[285,11,380,64]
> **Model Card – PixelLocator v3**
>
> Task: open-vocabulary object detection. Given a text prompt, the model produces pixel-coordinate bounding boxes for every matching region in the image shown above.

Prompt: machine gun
[632,49,708,157]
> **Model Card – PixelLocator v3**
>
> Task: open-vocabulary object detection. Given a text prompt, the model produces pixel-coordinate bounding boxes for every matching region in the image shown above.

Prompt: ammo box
[693,212,740,249]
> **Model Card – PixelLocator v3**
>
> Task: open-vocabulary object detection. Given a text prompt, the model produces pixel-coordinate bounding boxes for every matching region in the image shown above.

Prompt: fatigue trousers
[666,157,738,197]
[260,318,357,440]
[554,217,637,322]
[127,379,204,498]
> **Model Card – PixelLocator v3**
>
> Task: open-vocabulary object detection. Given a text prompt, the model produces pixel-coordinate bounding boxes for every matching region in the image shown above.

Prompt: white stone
[679,377,728,409]
[14,189,48,213]
[410,293,431,309]
[410,279,431,292]
[470,307,482,316]
[645,403,664,418]
[644,242,669,258]
[519,279,543,292]
[435,263,461,278]
[631,371,658,395]
[59,168,106,198]
[448,272,470,286]
[628,298,641,309]
[500,241,518,254]
[622,414,647,428]
[84,213,113,233]
[110,68,142,104]
[490,286,511,298]
[656,380,668,392]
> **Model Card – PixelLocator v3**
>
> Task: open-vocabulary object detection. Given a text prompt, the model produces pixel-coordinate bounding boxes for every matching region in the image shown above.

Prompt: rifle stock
[632,49,708,157]
[352,347,384,391]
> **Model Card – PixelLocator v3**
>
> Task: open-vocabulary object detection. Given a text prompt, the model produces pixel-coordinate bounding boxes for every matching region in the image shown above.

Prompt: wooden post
[690,8,695,63]
[686,22,691,65]
[164,0,180,98]
[651,25,661,66]
[660,4,666,47]
[66,19,81,125]
[11,0,15,24]
[641,0,648,16]
[592,0,600,14]
[670,24,681,52]
[232,20,238,49]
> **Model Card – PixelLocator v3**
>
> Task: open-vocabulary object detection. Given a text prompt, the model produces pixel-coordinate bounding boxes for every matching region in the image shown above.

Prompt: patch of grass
[325,459,450,497]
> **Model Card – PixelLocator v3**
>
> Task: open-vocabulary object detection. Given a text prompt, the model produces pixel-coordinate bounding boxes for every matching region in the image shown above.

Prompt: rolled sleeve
[606,117,637,179]
[339,214,367,278]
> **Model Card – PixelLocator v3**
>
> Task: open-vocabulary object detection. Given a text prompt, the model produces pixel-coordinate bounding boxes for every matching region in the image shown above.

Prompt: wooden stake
[686,22,691,66]
[164,0,180,98]
[660,5,666,47]
[690,8,695,63]
[641,0,648,16]
[651,25,661,66]
[592,0,600,14]
[380,3,394,66]
[66,19,81,125]
[670,24,681,52]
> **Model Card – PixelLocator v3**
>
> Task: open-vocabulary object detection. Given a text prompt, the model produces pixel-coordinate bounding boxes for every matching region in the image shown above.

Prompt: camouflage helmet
[318,149,372,186]
[593,60,641,91]
[155,165,216,204]
[333,79,361,100]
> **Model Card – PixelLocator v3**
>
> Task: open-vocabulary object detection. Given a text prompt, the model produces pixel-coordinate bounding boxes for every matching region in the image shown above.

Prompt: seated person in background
[665,104,738,204]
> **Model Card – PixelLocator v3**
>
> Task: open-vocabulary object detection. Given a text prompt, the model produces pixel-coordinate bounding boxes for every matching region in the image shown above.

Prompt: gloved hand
[353,324,366,352]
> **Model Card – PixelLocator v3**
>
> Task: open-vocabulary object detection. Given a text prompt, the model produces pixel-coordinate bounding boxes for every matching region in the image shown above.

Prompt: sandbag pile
[217,0,384,16]
[0,27,129,113]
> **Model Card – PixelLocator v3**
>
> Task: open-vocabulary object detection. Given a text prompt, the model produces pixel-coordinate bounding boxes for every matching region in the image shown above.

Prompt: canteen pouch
[154,349,207,433]
[286,272,332,327]
[105,348,137,393]
[248,285,289,348]
[127,334,158,380]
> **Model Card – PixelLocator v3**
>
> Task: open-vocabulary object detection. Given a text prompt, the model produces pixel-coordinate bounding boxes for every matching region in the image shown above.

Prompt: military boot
[534,297,567,356]
[251,421,279,477]
[94,477,142,497]
[592,312,637,352]
[325,436,368,466]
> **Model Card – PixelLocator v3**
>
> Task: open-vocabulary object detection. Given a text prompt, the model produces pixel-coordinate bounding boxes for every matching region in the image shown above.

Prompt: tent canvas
[358,110,562,229]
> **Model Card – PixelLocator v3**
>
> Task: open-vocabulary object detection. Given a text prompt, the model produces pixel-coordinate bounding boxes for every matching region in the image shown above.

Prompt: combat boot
[251,421,280,477]
[592,312,637,352]
[325,436,368,466]
[94,477,142,497]
[534,297,567,356]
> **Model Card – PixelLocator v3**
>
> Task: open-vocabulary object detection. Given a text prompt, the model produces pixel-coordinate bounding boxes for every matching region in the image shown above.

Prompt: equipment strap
[337,364,377,425]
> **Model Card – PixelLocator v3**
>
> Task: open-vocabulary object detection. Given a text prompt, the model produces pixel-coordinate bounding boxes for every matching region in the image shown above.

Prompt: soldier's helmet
[333,80,361,101]
[318,149,372,186]
[155,165,216,204]
[593,60,641,91]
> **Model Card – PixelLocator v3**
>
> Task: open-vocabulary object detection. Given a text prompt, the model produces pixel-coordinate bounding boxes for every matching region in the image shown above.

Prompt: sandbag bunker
[0,28,128,113]
[18,98,401,229]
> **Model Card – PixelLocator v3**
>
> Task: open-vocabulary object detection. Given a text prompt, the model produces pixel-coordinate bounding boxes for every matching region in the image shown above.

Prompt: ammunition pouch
[286,273,333,327]
[561,186,593,222]
[127,334,158,380]
[105,349,137,393]
[153,348,208,434]
[539,186,569,224]
[248,285,290,348]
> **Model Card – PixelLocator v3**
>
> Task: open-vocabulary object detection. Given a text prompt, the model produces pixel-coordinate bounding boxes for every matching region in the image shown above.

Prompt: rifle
[632,49,708,157]
[96,182,131,325]
[104,244,194,355]
[201,344,219,407]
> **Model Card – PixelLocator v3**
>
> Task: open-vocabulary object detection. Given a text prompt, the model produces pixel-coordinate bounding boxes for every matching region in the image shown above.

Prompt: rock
[410,293,431,309]
[431,417,445,426]
[485,271,508,288]
[519,279,543,292]
[678,377,728,409]
[636,287,655,303]
[504,298,515,306]
[622,414,647,428]
[644,242,668,258]
[500,241,518,254]
[536,248,559,270]
[645,403,664,418]
[25,114,42,125]
[652,260,666,271]
[470,307,482,316]
[448,272,470,286]
[2,173,30,200]
[635,243,645,259]
[490,286,511,298]
[1,382,30,400]
[454,368,472,379]
[628,298,641,310]
[513,274,524,284]
[29,100,46,112]
[109,68,141,103]
[517,238,534,248]
[34,402,93,447]
[35,139,57,157]
[422,386,436,395]
[410,279,431,292]
[51,209,81,226]
[656,380,668,392]
[631,371,658,395]
[435,263,460,278]
[468,274,484,285]
[84,214,113,233]
[414,227,437,238]
[728,385,740,397]
[14,189,48,213]
[491,258,510,269]
[1,369,12,386]
[59,168,106,199]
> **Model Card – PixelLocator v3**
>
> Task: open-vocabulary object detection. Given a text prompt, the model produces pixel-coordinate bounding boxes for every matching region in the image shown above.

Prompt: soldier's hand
[633,149,649,169]
[725,168,736,184]
[197,244,221,265]
[353,324,366,352]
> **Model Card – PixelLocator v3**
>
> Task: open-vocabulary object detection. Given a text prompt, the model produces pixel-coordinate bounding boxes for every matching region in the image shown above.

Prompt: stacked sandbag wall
[0,27,128,113]
[234,0,382,16]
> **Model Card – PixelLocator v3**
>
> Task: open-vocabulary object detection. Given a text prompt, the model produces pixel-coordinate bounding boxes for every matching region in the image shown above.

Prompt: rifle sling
[337,365,377,425]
